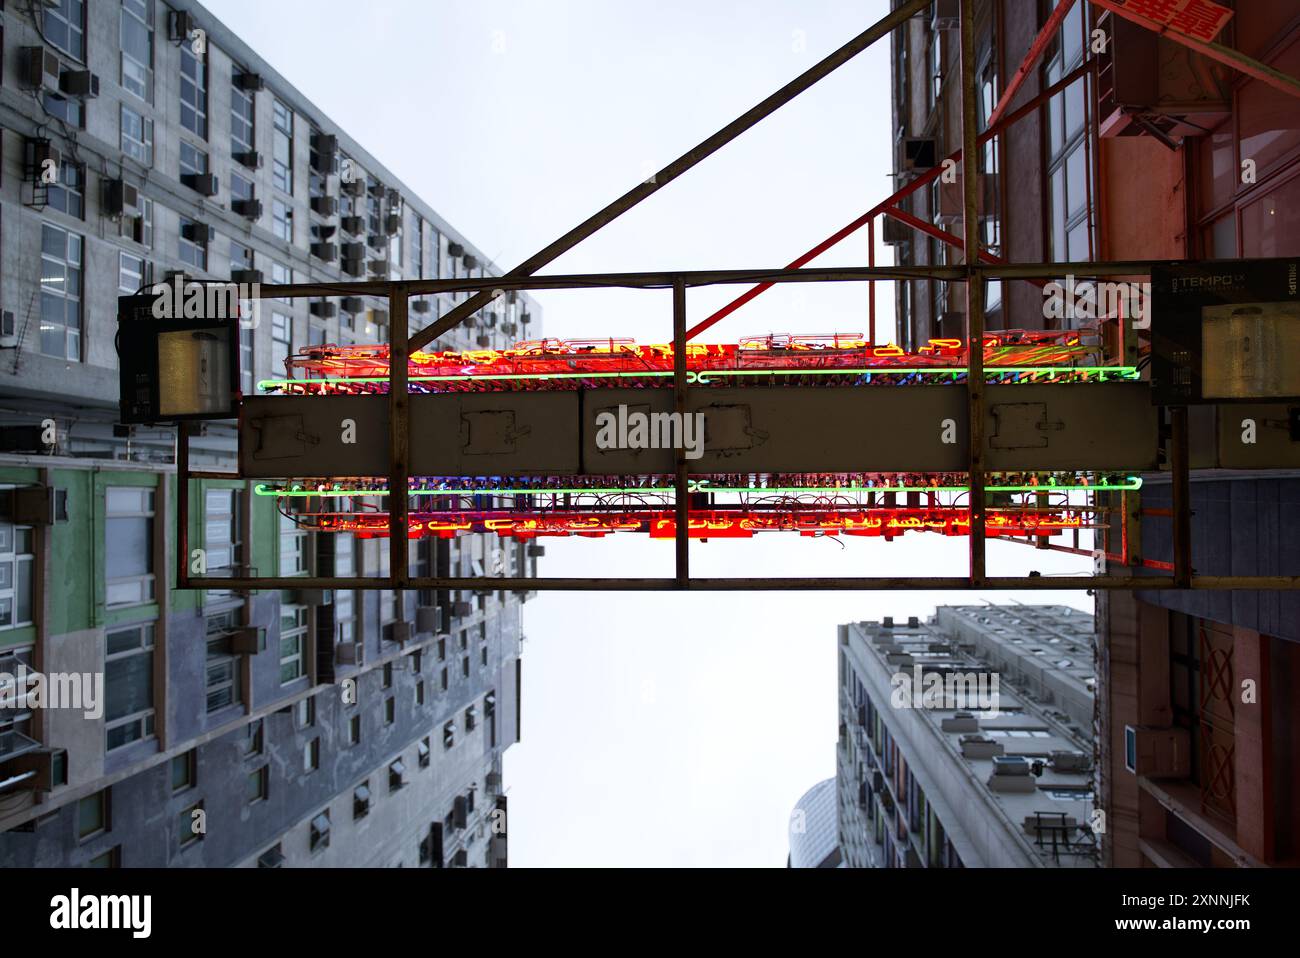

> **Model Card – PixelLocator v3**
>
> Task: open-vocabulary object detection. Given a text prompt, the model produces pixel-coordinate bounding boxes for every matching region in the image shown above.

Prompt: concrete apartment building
[886,1,1300,867]
[0,0,539,866]
[837,605,1099,868]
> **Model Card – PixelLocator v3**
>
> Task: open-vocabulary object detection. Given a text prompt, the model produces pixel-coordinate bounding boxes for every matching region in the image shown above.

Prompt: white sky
[206,0,1094,866]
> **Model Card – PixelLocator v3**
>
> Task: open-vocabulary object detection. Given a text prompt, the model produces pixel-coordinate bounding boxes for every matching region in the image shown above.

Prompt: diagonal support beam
[988,0,1076,128]
[408,0,935,352]
[685,61,1091,340]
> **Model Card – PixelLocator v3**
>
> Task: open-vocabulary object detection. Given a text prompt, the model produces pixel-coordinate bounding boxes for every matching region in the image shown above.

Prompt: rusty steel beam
[960,0,987,587]
[175,575,1300,591]
[406,0,935,353]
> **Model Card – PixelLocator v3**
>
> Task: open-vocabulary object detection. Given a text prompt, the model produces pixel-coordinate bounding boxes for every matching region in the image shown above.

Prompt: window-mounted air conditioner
[103,179,140,217]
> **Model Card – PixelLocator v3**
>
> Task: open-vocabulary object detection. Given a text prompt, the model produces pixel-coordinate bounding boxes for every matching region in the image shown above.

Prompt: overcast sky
[205,0,1094,866]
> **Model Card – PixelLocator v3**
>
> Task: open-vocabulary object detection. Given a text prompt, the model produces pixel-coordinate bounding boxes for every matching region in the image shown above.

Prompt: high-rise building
[0,0,540,867]
[787,778,841,868]
[837,606,1099,868]
[885,1,1300,867]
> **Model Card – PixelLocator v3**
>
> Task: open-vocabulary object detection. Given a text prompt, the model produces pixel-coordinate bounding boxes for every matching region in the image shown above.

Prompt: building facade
[0,0,539,867]
[837,605,1099,868]
[887,1,1300,867]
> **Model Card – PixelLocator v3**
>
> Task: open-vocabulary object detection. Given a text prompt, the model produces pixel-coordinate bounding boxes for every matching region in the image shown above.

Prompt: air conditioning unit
[501,322,517,336]
[233,150,263,170]
[340,215,365,235]
[483,312,497,329]
[310,242,338,262]
[1095,12,1231,142]
[988,755,1037,793]
[310,195,337,217]
[451,600,472,617]
[59,70,100,99]
[959,734,1005,760]
[463,254,479,271]
[407,298,431,315]
[294,589,334,607]
[20,47,61,93]
[3,748,67,792]
[26,138,60,180]
[231,269,263,285]
[386,621,412,645]
[341,256,364,277]
[342,177,366,197]
[447,242,465,258]
[416,606,441,634]
[231,627,264,655]
[384,213,401,235]
[6,487,68,525]
[940,711,980,733]
[234,71,264,92]
[310,131,338,153]
[882,215,912,245]
[931,0,960,30]
[1124,725,1191,778]
[103,179,140,217]
[182,173,220,197]
[335,641,360,665]
[476,334,491,348]
[368,258,389,277]
[935,172,997,226]
[1,312,17,349]
[521,312,532,326]
[232,198,262,220]
[309,300,337,318]
[1051,750,1091,772]
[169,10,196,42]
[181,221,214,243]
[526,543,545,558]
[341,296,365,313]
[340,241,366,261]
[370,308,390,325]
[900,137,937,172]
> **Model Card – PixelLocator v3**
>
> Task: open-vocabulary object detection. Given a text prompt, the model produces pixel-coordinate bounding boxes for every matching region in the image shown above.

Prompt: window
[240,327,255,396]
[257,844,284,868]
[271,312,292,373]
[180,140,209,184]
[382,662,393,689]
[46,161,85,219]
[120,104,154,165]
[106,486,154,607]
[40,224,83,361]
[246,718,264,756]
[247,766,268,804]
[279,604,307,684]
[104,623,155,751]
[203,489,241,575]
[388,759,406,792]
[462,656,469,678]
[231,74,255,157]
[87,847,121,868]
[178,803,203,848]
[1044,2,1093,268]
[180,42,207,137]
[303,738,320,773]
[178,216,208,272]
[440,666,448,691]
[410,213,424,278]
[272,197,293,243]
[353,783,371,819]
[171,751,195,792]
[120,0,154,102]
[78,790,108,841]
[348,714,361,746]
[45,0,86,61]
[464,705,477,732]
[118,251,149,294]
[416,681,425,706]
[230,172,255,206]
[310,811,330,853]
[296,696,316,730]
[119,195,153,248]
[443,720,455,750]
[279,512,307,577]
[417,737,430,768]
[205,629,241,714]
[44,88,85,128]
[384,697,395,726]
[273,99,294,193]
